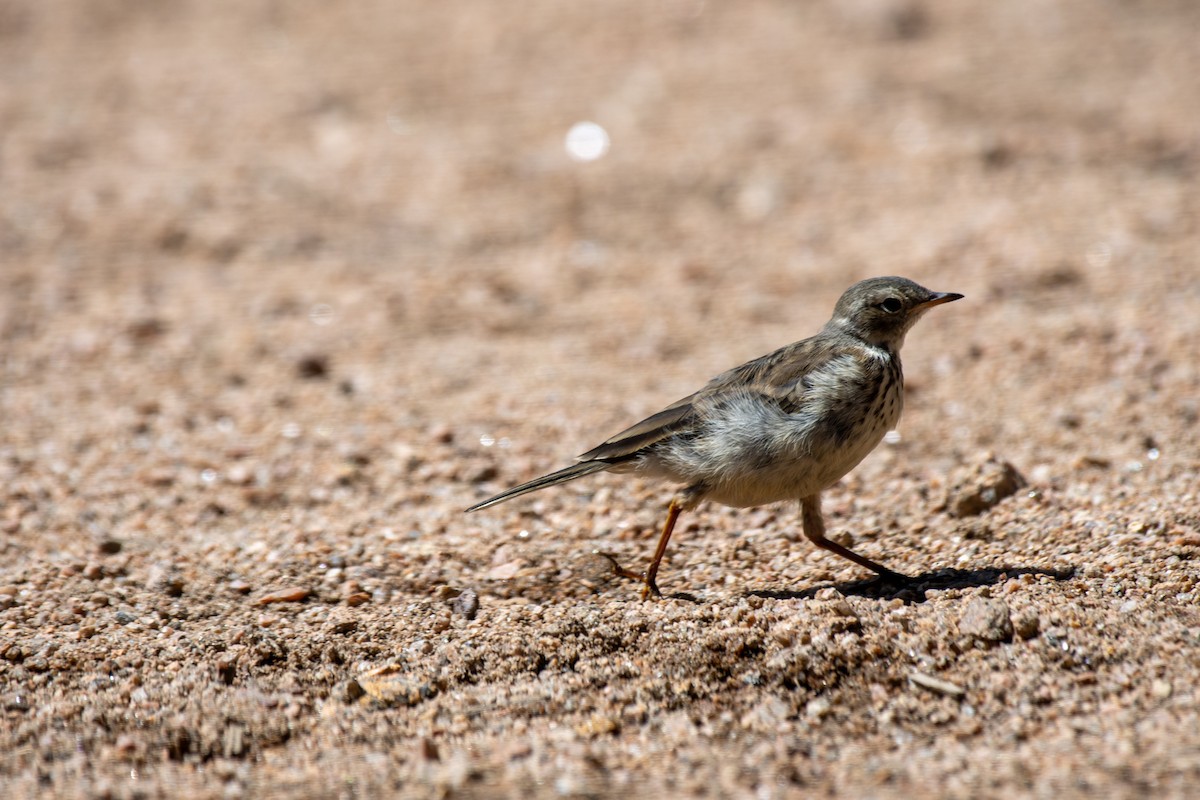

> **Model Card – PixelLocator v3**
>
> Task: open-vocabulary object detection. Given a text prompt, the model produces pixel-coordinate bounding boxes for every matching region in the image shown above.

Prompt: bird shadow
[749,565,1077,604]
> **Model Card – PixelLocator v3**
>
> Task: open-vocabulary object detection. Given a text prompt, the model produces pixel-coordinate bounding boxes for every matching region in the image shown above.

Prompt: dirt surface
[3,1,1200,797]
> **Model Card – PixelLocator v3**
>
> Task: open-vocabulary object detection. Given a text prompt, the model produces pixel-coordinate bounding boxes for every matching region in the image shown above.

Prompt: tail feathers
[465,461,610,512]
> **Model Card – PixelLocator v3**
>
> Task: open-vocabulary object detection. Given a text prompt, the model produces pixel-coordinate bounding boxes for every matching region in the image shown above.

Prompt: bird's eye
[879,297,903,313]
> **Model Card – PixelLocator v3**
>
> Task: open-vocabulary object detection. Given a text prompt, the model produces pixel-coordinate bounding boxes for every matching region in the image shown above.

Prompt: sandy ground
[2,0,1200,797]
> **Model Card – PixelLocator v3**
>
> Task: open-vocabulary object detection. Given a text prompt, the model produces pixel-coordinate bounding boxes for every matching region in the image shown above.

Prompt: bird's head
[828,276,963,350]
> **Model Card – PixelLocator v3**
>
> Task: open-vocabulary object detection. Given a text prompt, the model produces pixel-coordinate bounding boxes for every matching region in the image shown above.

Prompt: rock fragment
[256,587,313,605]
[958,598,1014,645]
[942,454,1027,517]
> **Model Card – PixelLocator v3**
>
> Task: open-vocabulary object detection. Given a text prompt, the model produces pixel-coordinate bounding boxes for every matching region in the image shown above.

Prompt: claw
[592,550,643,581]
[592,551,663,600]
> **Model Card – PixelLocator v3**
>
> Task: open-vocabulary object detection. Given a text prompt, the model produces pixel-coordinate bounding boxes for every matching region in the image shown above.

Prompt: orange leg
[640,498,684,599]
[801,494,907,581]
[597,498,684,599]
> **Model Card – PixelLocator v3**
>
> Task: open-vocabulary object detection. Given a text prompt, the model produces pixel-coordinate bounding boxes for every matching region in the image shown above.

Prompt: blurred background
[3,0,1197,535]
[5,3,1196,428]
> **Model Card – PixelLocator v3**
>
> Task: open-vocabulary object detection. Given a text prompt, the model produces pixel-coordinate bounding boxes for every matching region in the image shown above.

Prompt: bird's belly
[703,424,889,507]
[646,389,899,508]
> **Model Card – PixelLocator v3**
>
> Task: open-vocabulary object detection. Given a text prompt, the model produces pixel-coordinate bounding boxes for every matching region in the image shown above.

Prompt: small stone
[575,714,620,738]
[469,464,499,483]
[296,354,329,379]
[97,539,123,555]
[908,671,966,698]
[226,465,252,486]
[1074,455,1111,470]
[829,598,857,618]
[1013,609,1040,640]
[345,592,370,607]
[805,696,832,720]
[958,598,1014,645]
[453,588,480,620]
[941,454,1027,518]
[486,560,523,581]
[256,587,313,605]
[127,317,166,342]
[149,565,185,597]
[216,658,237,686]
[223,724,246,758]
[341,679,366,703]
[355,665,438,708]
[141,469,176,487]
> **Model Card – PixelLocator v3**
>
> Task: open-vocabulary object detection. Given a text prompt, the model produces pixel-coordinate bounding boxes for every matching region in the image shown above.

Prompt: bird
[466,276,963,598]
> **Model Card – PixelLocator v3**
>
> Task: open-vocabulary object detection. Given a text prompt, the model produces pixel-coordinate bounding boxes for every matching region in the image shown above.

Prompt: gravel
[2,0,1199,797]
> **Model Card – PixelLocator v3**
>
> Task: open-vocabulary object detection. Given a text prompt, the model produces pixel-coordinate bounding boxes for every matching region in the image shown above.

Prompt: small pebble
[296,354,330,379]
[942,455,1027,518]
[341,679,366,703]
[1013,609,1041,640]
[97,539,123,555]
[216,658,237,686]
[958,598,1014,645]
[256,587,313,605]
[453,588,481,620]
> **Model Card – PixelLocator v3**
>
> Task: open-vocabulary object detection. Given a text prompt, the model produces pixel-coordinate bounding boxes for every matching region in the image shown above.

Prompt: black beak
[914,291,964,312]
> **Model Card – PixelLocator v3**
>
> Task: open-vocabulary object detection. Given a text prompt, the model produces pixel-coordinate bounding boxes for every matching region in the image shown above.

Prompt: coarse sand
[2,1,1199,797]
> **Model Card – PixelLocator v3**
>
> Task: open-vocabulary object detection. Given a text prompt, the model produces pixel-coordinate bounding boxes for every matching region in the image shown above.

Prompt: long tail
[465,461,611,512]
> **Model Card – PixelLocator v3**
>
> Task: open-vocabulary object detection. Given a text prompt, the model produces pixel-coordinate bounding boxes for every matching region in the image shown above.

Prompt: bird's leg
[597,490,701,599]
[598,498,686,598]
[639,498,684,599]
[800,494,909,582]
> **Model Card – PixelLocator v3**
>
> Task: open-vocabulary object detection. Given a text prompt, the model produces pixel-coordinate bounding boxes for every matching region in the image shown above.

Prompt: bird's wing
[692,337,842,412]
[575,394,698,462]
[576,336,840,462]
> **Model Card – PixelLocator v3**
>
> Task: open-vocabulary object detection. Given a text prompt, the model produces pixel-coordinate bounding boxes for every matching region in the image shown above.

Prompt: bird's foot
[638,577,662,601]
[592,551,662,600]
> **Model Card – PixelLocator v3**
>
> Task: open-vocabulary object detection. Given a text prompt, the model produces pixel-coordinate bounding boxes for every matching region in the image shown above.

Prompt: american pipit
[467,276,962,598]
